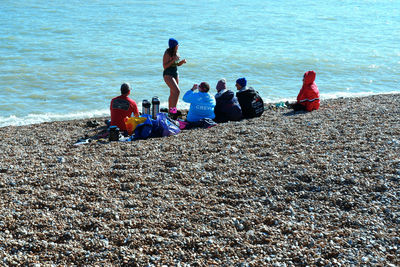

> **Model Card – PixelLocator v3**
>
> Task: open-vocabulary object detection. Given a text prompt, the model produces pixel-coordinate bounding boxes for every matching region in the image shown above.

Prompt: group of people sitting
[110,71,320,136]
[181,77,265,124]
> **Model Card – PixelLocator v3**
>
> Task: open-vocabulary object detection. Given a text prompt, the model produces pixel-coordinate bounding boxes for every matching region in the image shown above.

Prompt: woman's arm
[177,59,187,66]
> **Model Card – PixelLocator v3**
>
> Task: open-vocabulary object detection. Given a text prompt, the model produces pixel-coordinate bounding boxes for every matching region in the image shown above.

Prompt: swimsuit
[163,60,179,79]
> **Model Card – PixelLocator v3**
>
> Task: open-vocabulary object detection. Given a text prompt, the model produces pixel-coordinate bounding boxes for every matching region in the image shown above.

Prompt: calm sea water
[1,0,399,127]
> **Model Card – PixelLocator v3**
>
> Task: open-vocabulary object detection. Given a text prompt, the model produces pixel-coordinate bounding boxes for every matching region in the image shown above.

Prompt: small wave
[320,17,337,21]
[67,95,82,100]
[0,109,110,128]
[368,64,379,69]
[27,94,48,100]
[4,87,18,93]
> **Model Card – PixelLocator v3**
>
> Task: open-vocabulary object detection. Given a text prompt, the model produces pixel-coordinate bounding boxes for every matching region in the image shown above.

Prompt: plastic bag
[134,115,153,139]
[125,116,147,136]
[156,113,181,137]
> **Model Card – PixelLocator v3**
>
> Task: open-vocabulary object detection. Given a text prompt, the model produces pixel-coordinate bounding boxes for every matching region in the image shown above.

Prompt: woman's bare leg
[164,75,180,110]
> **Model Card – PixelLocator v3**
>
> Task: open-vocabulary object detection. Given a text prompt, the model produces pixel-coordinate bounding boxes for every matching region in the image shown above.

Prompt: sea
[1,0,399,127]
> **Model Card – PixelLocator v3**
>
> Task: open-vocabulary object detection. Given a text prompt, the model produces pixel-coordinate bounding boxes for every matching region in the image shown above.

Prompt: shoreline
[0,94,399,265]
[2,91,400,128]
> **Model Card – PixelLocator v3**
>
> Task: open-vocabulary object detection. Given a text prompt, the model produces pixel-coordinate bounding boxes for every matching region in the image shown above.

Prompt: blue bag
[156,113,181,137]
[150,117,163,138]
[134,115,153,140]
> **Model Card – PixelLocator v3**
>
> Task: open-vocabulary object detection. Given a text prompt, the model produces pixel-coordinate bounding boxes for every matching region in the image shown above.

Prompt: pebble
[361,256,369,263]
[0,95,399,265]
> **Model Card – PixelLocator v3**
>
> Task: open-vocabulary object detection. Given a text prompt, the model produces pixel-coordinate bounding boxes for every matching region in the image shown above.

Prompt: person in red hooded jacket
[291,70,320,112]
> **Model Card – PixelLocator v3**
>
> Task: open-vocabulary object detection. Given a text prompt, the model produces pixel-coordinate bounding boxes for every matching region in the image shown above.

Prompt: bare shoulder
[163,49,170,57]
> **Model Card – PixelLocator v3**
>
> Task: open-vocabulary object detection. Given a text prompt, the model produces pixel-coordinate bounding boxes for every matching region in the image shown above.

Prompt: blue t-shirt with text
[183,90,216,122]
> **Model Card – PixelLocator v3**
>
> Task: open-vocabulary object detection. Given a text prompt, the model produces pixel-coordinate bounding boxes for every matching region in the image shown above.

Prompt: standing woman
[163,38,186,116]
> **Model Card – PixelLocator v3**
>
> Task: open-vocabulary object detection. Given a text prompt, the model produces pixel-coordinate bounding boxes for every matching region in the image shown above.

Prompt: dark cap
[236,77,247,88]
[168,38,179,49]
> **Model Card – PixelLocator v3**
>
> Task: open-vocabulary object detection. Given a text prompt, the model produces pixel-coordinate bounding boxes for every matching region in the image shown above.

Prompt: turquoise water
[1,0,399,127]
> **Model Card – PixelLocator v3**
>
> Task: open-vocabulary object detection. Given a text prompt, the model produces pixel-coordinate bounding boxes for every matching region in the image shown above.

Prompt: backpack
[237,87,264,118]
[251,91,264,117]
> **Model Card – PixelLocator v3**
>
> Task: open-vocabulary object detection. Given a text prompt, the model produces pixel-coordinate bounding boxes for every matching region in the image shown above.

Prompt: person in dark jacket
[214,79,242,123]
[235,77,264,119]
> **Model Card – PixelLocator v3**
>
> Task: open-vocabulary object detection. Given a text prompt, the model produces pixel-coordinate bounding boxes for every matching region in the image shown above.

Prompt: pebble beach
[0,94,399,266]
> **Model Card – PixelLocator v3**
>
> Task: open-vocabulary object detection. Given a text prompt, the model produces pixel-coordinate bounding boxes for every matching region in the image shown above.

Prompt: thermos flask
[142,99,151,115]
[109,126,120,141]
[151,96,160,119]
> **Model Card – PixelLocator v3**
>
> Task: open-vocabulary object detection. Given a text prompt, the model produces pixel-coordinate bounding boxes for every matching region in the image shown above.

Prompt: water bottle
[151,96,160,119]
[142,99,151,115]
[109,126,120,141]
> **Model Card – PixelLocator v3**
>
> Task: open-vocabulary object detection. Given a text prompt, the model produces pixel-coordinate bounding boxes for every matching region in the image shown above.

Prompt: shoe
[285,101,293,109]
[168,107,182,120]
[86,120,99,127]
[178,120,188,130]
[169,112,178,120]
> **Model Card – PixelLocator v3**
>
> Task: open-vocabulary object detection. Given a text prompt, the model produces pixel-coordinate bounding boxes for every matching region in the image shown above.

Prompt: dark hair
[199,82,210,92]
[120,83,131,95]
[165,47,178,58]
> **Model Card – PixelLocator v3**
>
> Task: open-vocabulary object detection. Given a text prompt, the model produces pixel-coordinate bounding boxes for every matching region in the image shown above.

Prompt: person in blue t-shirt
[182,82,216,122]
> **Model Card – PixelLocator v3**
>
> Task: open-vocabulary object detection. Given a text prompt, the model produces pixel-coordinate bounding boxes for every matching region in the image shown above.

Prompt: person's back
[235,78,264,119]
[296,70,320,111]
[110,83,139,131]
[214,79,242,123]
[183,82,216,122]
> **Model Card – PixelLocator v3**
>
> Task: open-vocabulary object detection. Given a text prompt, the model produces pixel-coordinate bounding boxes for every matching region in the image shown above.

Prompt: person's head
[199,82,210,93]
[120,82,131,95]
[235,77,247,90]
[303,70,316,84]
[216,78,226,92]
[169,38,179,51]
[167,38,179,57]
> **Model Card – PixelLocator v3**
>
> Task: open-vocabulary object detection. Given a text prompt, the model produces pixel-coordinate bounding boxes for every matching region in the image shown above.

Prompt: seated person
[291,70,320,112]
[214,78,242,123]
[235,77,264,119]
[110,83,139,134]
[182,82,216,122]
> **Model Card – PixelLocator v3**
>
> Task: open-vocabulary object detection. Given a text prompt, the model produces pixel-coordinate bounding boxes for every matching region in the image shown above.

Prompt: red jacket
[110,95,139,131]
[297,70,320,111]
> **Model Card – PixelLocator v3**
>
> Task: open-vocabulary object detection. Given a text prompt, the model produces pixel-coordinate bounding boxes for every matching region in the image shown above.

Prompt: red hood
[303,70,316,85]
[297,70,320,112]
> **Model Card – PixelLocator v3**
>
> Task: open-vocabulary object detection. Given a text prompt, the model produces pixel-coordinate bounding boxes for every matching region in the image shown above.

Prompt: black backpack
[237,87,264,118]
